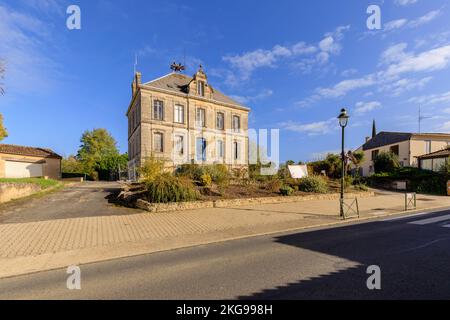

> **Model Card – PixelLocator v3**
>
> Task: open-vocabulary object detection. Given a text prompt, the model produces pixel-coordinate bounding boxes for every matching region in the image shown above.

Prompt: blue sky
[1,0,450,162]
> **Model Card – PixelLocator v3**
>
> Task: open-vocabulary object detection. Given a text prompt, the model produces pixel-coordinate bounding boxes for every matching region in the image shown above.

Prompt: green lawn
[0,178,60,189]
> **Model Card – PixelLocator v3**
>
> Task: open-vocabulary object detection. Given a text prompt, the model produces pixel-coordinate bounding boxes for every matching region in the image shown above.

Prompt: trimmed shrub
[280,185,294,196]
[297,176,328,193]
[145,174,199,203]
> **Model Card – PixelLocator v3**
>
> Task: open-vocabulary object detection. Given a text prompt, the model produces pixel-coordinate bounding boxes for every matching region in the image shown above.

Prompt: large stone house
[126,66,250,179]
[0,144,62,179]
[356,131,450,176]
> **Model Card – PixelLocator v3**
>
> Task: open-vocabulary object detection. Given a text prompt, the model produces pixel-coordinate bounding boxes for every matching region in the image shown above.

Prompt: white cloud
[298,42,450,106]
[355,101,382,114]
[384,19,408,32]
[315,75,376,98]
[408,91,450,106]
[381,9,442,35]
[379,76,432,96]
[383,44,450,78]
[20,0,65,16]
[280,118,337,136]
[395,0,418,6]
[223,25,349,80]
[341,68,358,77]
[0,4,61,95]
[223,47,289,80]
[230,89,273,104]
[379,43,411,65]
[408,9,441,28]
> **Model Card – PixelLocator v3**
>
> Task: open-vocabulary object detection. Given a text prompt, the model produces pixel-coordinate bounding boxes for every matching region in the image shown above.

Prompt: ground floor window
[217,140,224,159]
[153,132,164,152]
[233,141,241,160]
[175,135,184,156]
[196,138,207,161]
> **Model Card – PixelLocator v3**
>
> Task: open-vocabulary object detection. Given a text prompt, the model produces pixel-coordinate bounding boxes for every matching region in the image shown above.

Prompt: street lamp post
[337,108,349,218]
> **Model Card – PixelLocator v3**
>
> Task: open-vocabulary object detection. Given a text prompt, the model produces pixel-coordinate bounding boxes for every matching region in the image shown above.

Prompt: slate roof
[142,73,248,109]
[417,148,450,160]
[362,132,413,151]
[0,144,62,159]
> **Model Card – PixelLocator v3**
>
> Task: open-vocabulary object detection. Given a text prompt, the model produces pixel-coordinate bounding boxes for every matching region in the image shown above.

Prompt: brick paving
[0,182,449,277]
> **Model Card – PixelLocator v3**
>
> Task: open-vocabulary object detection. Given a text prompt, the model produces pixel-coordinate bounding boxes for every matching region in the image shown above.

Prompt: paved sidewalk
[0,186,449,278]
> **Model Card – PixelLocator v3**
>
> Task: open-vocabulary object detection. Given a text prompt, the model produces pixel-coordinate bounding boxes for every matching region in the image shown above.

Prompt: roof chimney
[365,136,370,143]
[131,72,142,97]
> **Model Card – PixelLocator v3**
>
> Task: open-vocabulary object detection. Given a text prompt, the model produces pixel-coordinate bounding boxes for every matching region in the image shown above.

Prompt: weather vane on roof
[170,62,185,73]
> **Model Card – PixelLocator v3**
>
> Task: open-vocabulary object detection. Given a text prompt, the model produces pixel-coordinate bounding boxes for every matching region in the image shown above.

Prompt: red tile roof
[0,144,62,159]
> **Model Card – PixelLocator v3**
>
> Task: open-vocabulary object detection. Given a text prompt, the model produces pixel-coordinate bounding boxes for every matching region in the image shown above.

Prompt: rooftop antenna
[134,53,138,75]
[418,105,431,133]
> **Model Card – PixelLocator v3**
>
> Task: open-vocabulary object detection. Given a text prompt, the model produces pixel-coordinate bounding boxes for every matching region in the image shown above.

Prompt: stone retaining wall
[136,191,375,213]
[0,183,41,203]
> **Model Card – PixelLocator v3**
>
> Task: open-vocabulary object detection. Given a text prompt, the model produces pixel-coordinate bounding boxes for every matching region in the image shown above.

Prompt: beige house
[126,66,250,179]
[356,132,450,176]
[0,144,62,180]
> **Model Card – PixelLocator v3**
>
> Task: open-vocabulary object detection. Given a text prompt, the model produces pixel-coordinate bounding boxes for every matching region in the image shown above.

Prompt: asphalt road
[0,182,138,224]
[0,208,450,299]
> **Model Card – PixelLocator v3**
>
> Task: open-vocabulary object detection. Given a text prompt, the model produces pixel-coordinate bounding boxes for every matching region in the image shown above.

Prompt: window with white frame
[153,100,164,120]
[216,112,224,130]
[174,104,184,124]
[153,132,163,152]
[425,140,432,154]
[233,141,241,160]
[232,115,241,133]
[197,81,205,97]
[175,135,184,156]
[217,140,224,159]
[196,138,207,161]
[196,108,206,127]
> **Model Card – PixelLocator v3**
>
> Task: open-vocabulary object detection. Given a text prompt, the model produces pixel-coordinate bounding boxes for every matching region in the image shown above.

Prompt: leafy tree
[76,128,120,179]
[0,114,7,142]
[374,151,400,173]
[62,155,85,173]
[347,150,365,173]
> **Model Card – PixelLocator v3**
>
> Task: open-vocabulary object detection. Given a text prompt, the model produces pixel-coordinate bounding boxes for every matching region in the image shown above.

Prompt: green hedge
[368,167,448,195]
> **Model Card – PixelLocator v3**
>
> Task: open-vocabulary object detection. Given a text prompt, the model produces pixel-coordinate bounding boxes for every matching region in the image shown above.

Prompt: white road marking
[408,214,450,226]
[442,224,450,228]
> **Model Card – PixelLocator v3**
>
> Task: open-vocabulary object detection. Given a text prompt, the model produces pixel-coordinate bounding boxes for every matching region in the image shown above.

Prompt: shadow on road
[238,210,450,300]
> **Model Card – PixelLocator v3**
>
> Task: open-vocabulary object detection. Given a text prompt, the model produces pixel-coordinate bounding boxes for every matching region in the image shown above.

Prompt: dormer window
[197,81,205,97]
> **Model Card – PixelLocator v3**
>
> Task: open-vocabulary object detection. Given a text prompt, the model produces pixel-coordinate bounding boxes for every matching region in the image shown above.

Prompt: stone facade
[126,67,250,179]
